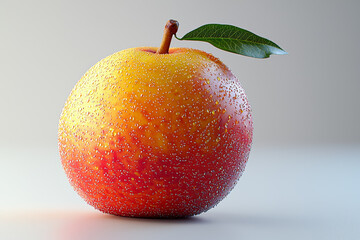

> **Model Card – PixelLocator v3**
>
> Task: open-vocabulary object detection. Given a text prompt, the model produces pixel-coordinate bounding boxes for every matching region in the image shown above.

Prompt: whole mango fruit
[58,20,253,218]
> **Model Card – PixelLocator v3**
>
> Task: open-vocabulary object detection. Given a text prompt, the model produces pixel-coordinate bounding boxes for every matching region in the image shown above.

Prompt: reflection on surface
[55,210,312,240]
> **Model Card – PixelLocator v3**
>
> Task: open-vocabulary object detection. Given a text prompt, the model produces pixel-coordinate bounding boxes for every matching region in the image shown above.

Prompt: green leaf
[175,24,287,58]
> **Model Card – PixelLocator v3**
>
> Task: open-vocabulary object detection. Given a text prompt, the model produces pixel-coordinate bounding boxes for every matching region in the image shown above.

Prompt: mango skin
[58,47,253,218]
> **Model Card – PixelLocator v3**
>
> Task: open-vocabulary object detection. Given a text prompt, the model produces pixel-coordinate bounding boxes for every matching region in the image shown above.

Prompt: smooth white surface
[1,145,359,239]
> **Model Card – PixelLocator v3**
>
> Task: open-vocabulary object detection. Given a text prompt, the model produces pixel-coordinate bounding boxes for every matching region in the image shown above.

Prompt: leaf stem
[156,20,179,54]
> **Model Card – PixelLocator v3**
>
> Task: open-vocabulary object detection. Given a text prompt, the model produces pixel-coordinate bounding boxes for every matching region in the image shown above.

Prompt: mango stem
[156,20,179,54]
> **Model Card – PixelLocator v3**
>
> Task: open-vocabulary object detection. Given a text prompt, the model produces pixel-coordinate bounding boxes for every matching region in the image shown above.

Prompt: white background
[1,0,359,239]
[1,0,360,147]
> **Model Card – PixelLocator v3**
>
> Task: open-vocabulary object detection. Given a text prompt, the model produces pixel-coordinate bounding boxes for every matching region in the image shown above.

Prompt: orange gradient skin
[58,47,253,218]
